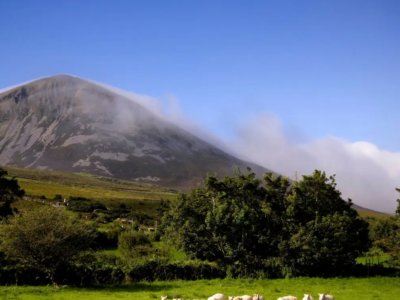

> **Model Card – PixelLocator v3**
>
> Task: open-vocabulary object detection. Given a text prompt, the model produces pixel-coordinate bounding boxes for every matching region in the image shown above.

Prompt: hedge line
[0,257,225,286]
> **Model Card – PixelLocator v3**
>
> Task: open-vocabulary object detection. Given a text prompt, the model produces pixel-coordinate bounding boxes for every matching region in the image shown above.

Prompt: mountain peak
[0,76,272,189]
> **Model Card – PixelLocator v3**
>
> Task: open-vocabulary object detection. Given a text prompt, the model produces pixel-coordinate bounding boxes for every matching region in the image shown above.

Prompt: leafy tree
[0,167,25,220]
[163,168,370,276]
[279,170,370,276]
[0,205,97,285]
[384,188,400,265]
[163,168,285,269]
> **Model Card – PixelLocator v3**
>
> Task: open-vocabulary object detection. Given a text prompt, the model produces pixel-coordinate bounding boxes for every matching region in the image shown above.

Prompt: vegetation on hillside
[0,165,399,286]
[0,168,25,220]
[163,168,370,277]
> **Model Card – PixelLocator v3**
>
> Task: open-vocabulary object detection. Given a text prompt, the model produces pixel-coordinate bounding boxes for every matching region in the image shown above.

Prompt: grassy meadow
[0,277,399,300]
[5,167,177,215]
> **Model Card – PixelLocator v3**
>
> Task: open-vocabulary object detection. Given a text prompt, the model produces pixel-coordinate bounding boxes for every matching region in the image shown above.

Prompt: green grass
[5,167,176,201]
[1,277,400,299]
[6,167,178,216]
[152,241,187,261]
[358,210,391,219]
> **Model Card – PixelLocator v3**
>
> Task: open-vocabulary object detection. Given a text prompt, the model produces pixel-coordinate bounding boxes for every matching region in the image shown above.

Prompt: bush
[118,230,151,259]
[149,231,162,242]
[0,206,97,285]
[67,199,106,213]
[132,220,140,231]
[94,231,119,249]
[0,254,224,286]
[54,194,62,200]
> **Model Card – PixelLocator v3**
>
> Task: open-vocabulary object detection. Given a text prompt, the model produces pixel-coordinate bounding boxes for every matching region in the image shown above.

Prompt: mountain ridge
[0,74,272,190]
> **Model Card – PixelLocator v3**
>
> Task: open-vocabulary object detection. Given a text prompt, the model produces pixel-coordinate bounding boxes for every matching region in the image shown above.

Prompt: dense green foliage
[0,206,97,285]
[163,168,370,276]
[118,229,152,259]
[0,167,25,220]
[67,197,107,212]
[0,165,399,286]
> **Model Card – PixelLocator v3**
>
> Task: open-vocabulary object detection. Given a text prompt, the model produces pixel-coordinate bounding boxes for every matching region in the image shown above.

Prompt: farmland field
[5,167,176,200]
[5,167,177,215]
[0,277,398,300]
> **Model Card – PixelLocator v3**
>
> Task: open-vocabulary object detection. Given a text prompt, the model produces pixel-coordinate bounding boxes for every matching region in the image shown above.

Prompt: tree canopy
[0,167,25,220]
[0,205,97,285]
[162,168,370,276]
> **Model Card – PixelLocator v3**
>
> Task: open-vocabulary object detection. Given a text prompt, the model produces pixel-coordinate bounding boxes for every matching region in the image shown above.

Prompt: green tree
[279,170,370,276]
[0,205,97,285]
[162,168,287,269]
[0,167,25,220]
[384,188,400,265]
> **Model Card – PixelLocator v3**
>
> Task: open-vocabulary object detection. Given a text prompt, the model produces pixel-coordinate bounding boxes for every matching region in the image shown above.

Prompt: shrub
[0,206,97,285]
[118,230,151,259]
[67,199,106,213]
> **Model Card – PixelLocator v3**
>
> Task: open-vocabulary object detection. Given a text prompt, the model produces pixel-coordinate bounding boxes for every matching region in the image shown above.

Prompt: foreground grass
[0,277,399,300]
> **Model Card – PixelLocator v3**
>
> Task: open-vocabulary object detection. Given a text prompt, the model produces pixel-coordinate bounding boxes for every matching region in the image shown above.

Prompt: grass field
[5,167,178,215]
[357,210,391,219]
[0,277,398,300]
[5,167,177,201]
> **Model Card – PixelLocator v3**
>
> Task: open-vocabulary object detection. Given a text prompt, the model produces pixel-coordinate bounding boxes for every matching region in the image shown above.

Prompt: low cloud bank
[227,113,399,214]
[94,80,399,214]
[5,76,395,214]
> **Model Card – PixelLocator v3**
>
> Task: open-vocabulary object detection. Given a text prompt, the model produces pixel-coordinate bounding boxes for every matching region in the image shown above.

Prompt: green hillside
[5,167,177,215]
[5,166,391,219]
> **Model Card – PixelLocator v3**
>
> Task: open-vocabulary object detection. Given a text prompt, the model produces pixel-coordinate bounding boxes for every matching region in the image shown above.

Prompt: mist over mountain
[0,74,271,189]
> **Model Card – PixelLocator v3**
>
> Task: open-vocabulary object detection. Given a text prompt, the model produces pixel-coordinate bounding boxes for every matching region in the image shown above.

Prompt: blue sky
[1,0,400,211]
[1,0,399,150]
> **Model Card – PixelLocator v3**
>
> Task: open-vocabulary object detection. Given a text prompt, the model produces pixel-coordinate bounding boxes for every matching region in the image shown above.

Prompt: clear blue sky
[1,0,400,151]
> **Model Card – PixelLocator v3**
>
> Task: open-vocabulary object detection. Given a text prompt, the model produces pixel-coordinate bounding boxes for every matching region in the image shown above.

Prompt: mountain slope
[0,75,271,189]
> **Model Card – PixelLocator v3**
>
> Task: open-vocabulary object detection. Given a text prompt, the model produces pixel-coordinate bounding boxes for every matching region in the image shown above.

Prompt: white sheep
[302,295,314,300]
[277,296,298,300]
[161,297,167,300]
[318,294,334,300]
[239,296,252,300]
[253,294,265,300]
[208,294,226,300]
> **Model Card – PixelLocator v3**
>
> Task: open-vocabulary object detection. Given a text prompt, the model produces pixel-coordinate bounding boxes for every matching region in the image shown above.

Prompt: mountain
[0,75,272,190]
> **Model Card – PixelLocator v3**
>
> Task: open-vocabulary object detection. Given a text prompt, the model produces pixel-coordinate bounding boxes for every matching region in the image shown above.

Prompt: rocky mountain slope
[0,75,272,189]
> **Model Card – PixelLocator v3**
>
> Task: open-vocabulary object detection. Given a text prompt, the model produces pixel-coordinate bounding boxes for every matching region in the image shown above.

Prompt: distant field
[1,277,399,300]
[5,167,176,201]
[357,210,391,219]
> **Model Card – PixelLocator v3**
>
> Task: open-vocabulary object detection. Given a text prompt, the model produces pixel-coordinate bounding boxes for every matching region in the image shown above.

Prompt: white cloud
[226,112,399,214]
[33,75,398,214]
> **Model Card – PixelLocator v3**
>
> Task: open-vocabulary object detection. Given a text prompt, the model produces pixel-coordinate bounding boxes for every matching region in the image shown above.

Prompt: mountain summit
[0,75,272,188]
